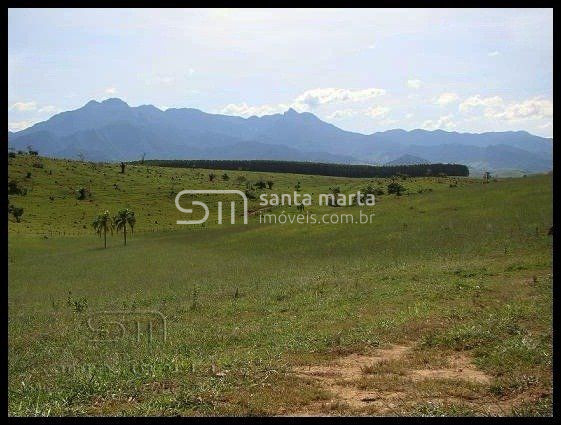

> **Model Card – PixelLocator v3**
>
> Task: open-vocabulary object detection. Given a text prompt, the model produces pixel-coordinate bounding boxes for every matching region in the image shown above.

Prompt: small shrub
[8,179,27,195]
[76,187,91,200]
[10,205,24,222]
[66,292,88,313]
[387,182,406,196]
[244,189,257,200]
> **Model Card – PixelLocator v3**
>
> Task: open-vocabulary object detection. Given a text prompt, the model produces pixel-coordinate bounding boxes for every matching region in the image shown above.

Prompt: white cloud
[495,97,552,121]
[435,92,459,106]
[152,76,175,85]
[105,87,117,95]
[405,113,414,119]
[379,118,398,126]
[293,87,386,110]
[8,101,37,111]
[327,109,358,119]
[460,95,552,121]
[8,120,35,131]
[38,105,59,113]
[220,102,288,117]
[459,95,504,113]
[422,114,456,130]
[365,106,390,118]
[407,79,422,89]
[188,68,195,76]
[220,87,387,117]
[8,101,59,116]
[488,51,500,57]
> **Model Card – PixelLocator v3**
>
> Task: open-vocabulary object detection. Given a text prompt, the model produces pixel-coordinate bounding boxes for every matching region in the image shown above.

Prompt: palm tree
[92,210,113,248]
[114,208,136,246]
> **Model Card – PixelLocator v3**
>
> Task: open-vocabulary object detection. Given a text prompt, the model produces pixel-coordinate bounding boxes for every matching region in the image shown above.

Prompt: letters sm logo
[175,190,248,225]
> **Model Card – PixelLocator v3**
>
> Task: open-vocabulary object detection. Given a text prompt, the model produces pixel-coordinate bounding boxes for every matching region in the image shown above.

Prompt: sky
[8,8,553,137]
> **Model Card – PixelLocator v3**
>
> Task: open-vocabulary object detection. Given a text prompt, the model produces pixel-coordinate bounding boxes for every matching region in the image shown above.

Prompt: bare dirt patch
[408,352,491,385]
[285,343,540,416]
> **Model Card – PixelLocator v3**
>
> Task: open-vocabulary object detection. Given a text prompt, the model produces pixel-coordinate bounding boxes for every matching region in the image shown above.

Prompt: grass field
[8,154,553,416]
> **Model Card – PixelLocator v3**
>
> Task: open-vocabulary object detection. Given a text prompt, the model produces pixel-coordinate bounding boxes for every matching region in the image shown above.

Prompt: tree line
[135,159,469,178]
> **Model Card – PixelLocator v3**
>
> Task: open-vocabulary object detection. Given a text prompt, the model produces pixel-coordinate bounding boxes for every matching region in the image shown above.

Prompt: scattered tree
[114,208,136,246]
[267,180,274,190]
[209,173,216,182]
[120,162,126,174]
[92,210,113,248]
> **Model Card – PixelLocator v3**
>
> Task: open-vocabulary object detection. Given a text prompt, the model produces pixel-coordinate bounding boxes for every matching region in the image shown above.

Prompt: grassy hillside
[8,154,553,416]
[8,154,479,236]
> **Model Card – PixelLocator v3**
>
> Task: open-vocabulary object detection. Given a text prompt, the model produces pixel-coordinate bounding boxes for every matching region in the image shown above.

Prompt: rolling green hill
[8,154,553,416]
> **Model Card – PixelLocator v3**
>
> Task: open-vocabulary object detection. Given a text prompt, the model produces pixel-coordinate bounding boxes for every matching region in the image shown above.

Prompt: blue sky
[8,8,553,137]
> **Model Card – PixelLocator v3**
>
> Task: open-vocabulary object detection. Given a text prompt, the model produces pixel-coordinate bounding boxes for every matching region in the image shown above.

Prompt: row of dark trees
[137,159,469,178]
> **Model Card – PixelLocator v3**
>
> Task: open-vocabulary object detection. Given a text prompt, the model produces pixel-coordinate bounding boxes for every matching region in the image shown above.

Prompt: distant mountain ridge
[8,98,553,174]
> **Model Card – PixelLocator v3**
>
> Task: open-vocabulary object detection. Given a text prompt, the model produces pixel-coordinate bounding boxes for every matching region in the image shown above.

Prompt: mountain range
[8,98,553,175]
